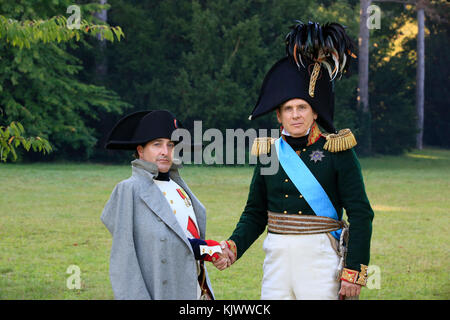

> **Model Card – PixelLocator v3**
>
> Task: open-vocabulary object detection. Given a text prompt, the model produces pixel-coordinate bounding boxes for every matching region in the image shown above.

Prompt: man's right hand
[212,240,237,271]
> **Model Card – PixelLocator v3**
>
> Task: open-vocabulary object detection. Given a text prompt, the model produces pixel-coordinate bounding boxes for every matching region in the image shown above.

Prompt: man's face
[276,98,317,138]
[137,138,174,173]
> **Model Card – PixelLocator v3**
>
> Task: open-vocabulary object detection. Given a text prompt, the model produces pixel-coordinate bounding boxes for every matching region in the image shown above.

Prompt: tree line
[0,0,448,163]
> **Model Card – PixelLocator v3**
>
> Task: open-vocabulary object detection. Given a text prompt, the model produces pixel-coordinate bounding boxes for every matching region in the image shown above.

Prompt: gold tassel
[309,62,321,97]
[251,137,276,156]
[322,129,357,152]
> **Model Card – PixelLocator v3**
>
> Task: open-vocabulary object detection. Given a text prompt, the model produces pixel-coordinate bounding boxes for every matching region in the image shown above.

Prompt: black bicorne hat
[249,21,357,134]
[105,110,182,150]
[249,57,336,133]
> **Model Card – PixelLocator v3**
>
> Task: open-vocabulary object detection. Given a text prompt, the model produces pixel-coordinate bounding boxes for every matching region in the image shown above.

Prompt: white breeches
[261,232,340,300]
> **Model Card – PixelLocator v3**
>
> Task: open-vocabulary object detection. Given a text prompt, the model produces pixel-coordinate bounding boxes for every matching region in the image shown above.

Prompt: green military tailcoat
[229,134,374,272]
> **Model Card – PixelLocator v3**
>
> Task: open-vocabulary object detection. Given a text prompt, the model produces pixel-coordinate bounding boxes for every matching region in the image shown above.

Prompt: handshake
[188,238,237,270]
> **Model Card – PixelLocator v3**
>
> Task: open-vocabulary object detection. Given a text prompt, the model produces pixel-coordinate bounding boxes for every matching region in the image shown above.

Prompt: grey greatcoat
[101,159,214,300]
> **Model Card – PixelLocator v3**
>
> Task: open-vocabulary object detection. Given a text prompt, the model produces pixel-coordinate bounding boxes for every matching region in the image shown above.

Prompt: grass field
[0,148,449,300]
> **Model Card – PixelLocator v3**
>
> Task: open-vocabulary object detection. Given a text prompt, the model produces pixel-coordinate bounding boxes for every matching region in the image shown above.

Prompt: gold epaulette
[322,129,357,152]
[250,137,276,156]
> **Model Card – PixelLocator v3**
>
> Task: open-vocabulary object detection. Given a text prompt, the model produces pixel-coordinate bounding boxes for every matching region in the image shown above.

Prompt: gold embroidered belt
[267,211,345,235]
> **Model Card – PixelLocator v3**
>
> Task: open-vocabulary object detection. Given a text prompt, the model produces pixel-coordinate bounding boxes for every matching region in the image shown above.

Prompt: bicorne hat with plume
[249,21,357,137]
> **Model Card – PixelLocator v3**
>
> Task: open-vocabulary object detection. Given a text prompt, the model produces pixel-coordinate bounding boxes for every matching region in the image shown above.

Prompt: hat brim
[105,136,185,150]
[249,57,336,133]
[105,139,152,150]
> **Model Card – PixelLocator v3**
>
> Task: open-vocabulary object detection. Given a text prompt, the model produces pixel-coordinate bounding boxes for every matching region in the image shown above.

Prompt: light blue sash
[274,137,341,240]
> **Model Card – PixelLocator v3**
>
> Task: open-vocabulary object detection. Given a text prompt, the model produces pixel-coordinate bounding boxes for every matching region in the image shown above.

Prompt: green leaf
[3,128,10,139]
[104,28,114,42]
[16,122,25,135]
[9,145,17,161]
[23,140,31,151]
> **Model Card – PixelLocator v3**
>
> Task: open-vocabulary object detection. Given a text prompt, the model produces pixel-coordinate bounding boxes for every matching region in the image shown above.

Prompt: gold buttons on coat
[283,210,287,214]
[303,148,306,152]
[299,195,303,198]
[163,192,167,196]
[173,210,176,214]
[285,179,289,182]
[298,211,302,214]
[285,194,289,198]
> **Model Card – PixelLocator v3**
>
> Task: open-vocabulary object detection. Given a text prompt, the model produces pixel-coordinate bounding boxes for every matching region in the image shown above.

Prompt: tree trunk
[93,0,112,155]
[416,5,425,149]
[358,0,372,155]
[94,0,108,80]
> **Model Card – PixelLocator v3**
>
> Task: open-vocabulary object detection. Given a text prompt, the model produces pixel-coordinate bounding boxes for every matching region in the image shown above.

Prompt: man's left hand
[211,253,229,271]
[339,281,361,299]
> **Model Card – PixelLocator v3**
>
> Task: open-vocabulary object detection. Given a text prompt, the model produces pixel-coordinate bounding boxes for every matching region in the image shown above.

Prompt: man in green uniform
[218,21,374,299]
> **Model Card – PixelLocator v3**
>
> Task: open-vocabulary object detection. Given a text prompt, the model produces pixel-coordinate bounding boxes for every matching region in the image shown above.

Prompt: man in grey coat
[101,110,228,300]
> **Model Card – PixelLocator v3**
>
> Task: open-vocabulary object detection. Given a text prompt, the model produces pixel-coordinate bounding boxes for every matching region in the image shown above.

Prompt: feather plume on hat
[280,21,359,152]
[285,21,357,97]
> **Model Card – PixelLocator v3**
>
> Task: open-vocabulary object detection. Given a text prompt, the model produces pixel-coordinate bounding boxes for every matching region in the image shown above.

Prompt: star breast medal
[309,150,325,163]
